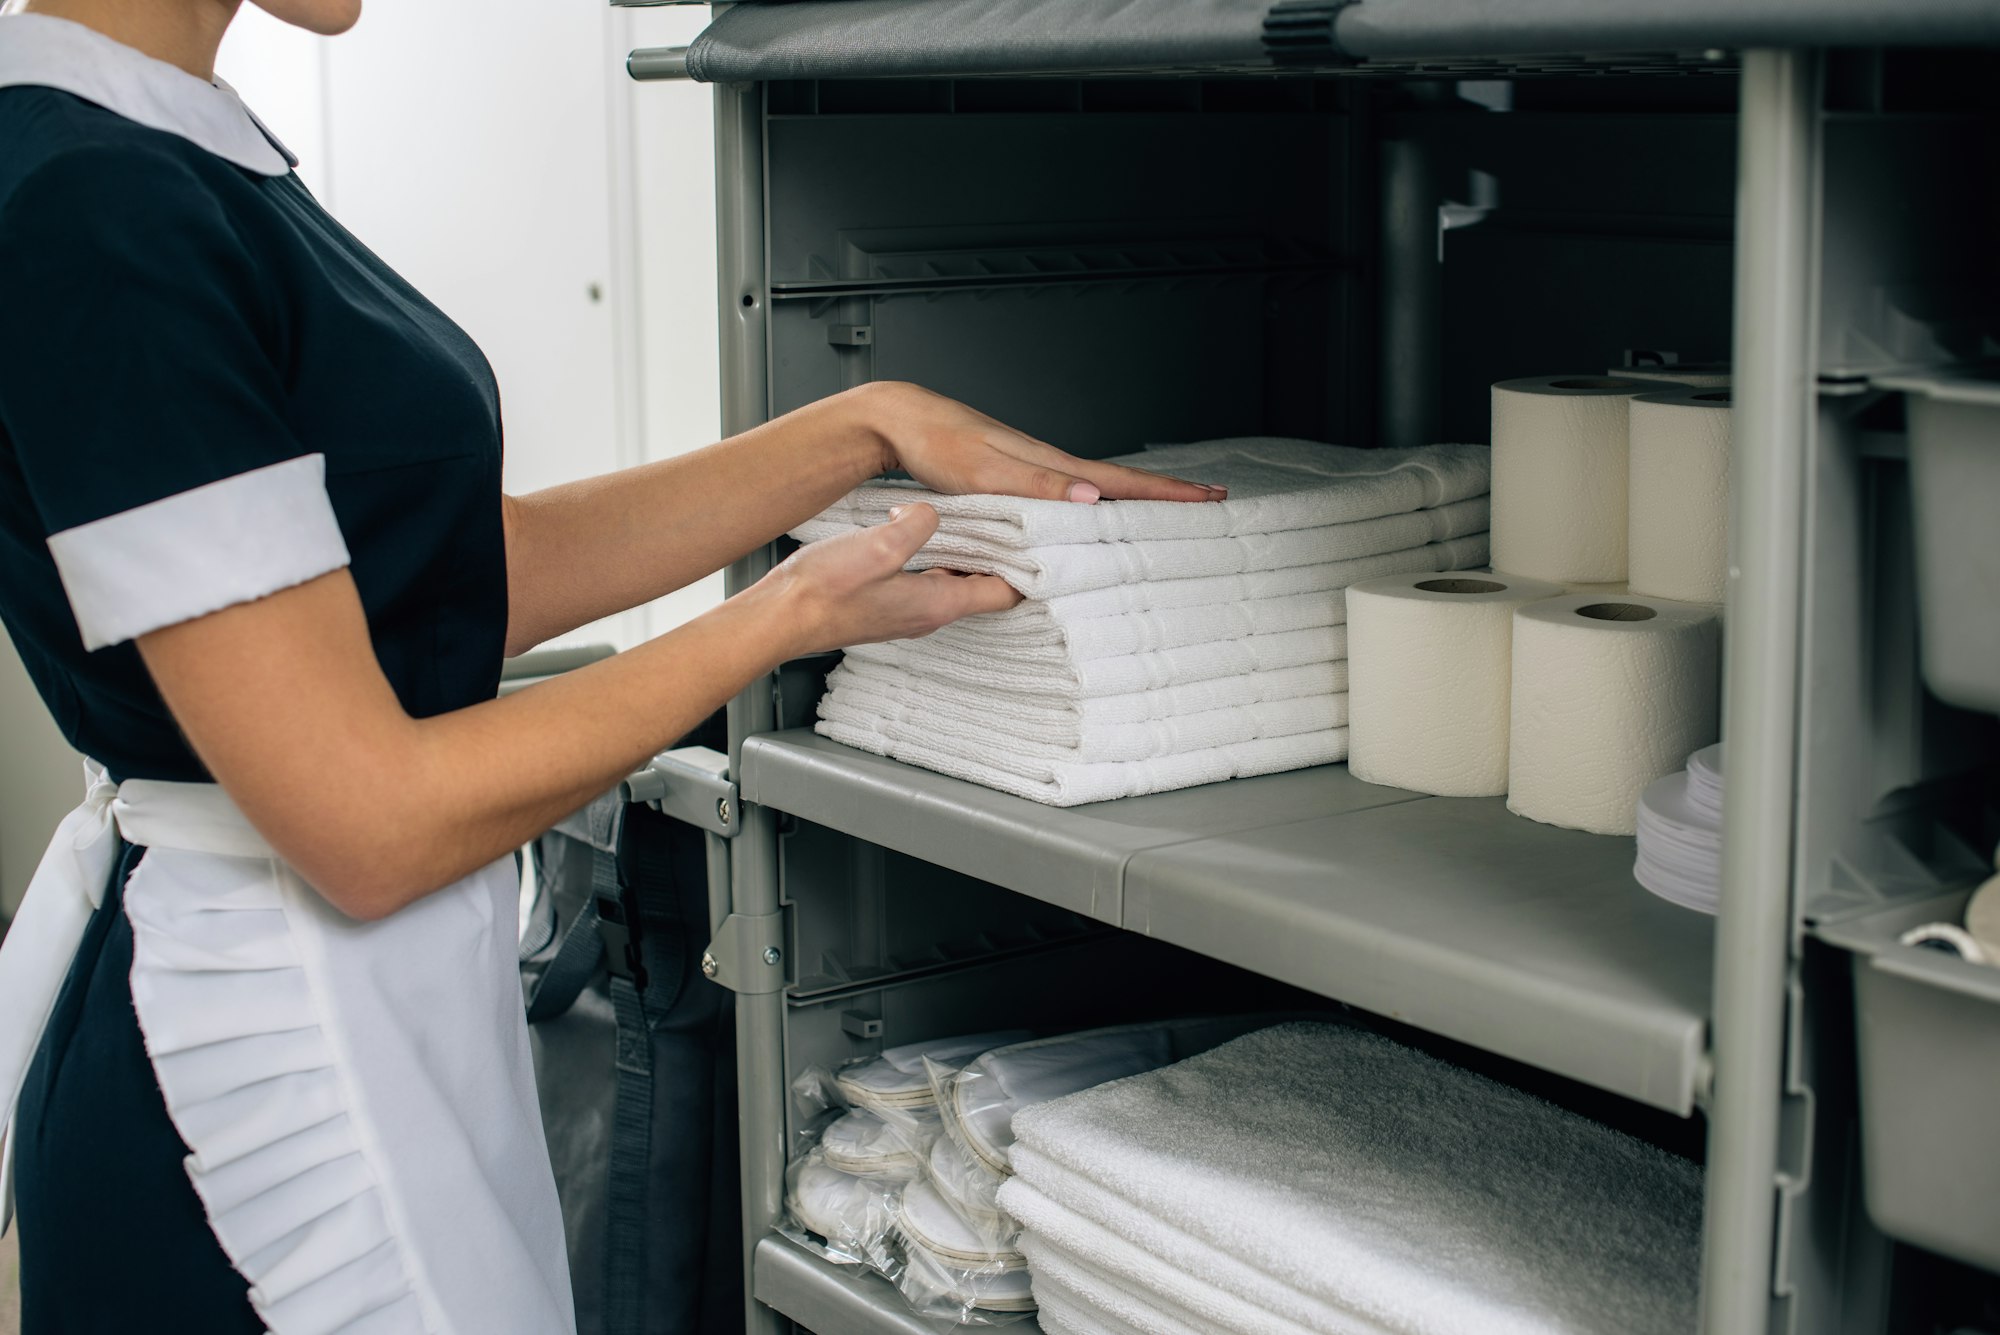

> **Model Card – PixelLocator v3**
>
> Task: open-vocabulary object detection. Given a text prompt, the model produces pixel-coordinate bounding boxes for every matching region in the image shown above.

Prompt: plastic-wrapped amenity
[818,1030,1033,1115]
[928,1132,1009,1227]
[896,1178,1035,1320]
[785,1150,899,1270]
[935,1017,1274,1174]
[821,1109,933,1183]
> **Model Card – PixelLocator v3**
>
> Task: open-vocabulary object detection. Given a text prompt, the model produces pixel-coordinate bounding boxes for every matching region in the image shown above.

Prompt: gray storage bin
[1878,369,2000,714]
[1819,888,2000,1273]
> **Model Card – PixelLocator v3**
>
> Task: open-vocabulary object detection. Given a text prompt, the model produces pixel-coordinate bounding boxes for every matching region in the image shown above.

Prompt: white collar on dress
[0,12,294,175]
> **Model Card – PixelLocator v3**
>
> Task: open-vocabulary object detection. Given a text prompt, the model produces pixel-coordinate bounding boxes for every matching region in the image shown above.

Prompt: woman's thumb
[878,502,940,561]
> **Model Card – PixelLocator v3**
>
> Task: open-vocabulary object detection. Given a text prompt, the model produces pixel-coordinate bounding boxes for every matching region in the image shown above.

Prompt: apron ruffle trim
[125,854,432,1335]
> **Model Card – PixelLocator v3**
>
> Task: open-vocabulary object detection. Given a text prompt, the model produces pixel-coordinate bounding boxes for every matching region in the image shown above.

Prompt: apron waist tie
[0,763,270,1232]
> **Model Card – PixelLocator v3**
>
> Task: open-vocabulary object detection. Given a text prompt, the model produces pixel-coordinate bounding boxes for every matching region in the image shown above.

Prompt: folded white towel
[817,715,1348,806]
[1022,1236,1244,1335]
[831,657,1348,744]
[1006,1023,1704,1335]
[1013,1216,1341,1335]
[795,440,1491,548]
[843,625,1348,699]
[820,679,1348,774]
[1005,1152,1369,1335]
[1034,1287,1150,1335]
[1000,554,1396,624]
[799,506,1488,602]
[930,587,1344,660]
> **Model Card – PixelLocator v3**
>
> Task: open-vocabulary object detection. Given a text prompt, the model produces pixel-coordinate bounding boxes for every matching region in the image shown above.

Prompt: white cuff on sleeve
[46,453,351,651]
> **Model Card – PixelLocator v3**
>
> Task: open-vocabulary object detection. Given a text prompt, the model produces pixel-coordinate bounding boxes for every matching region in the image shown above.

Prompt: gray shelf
[754,1234,1043,1335]
[741,729,1417,924]
[1125,796,1714,1115]
[741,730,1714,1115]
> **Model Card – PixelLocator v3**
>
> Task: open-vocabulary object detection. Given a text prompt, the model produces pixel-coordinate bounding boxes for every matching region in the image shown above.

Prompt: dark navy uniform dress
[0,15,572,1335]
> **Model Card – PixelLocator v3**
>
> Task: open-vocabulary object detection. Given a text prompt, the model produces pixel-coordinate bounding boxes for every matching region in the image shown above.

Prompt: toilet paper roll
[1507,595,1722,836]
[1490,375,1652,584]
[1347,572,1567,796]
[1966,873,2000,960]
[1629,387,1733,605]
[1607,362,1732,388]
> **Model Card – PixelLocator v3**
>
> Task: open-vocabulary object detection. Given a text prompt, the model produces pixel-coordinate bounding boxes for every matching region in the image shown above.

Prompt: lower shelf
[754,1234,1043,1335]
[743,730,1715,1115]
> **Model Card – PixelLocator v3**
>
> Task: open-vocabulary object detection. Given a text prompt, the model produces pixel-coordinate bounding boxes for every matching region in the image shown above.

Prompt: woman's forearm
[501,387,891,655]
[141,568,804,919]
[138,503,1010,922]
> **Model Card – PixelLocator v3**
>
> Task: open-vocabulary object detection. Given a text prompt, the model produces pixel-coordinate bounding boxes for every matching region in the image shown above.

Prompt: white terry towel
[818,715,1347,806]
[1034,1288,1151,1335]
[1023,1236,1248,1335]
[1005,1023,1704,1335]
[932,587,1344,660]
[794,440,1491,548]
[830,658,1349,744]
[797,506,1488,602]
[1005,1156,1370,1335]
[820,678,1348,773]
[1013,1214,1342,1335]
[843,624,1348,699]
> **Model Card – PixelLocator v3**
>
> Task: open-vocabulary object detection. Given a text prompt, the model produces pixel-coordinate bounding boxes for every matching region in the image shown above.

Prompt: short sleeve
[0,144,348,651]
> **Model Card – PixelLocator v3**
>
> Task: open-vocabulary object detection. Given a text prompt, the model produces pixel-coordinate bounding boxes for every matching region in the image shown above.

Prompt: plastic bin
[1877,368,2000,714]
[1819,887,2000,1273]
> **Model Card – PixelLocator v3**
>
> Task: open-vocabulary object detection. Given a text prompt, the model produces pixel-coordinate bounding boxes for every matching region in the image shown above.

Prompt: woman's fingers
[1062,455,1225,502]
[989,435,1224,503]
[913,568,1022,618]
[970,452,1104,505]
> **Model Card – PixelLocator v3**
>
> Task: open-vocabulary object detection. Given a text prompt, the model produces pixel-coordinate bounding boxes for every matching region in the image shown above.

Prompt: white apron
[0,764,575,1335]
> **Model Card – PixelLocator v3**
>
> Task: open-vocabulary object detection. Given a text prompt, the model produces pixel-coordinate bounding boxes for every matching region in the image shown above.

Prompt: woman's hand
[853,381,1226,506]
[752,502,1021,656]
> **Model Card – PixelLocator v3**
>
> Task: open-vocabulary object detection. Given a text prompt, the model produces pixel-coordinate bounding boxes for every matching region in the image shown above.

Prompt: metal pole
[712,77,788,1335]
[1701,47,1821,1335]
[1377,129,1441,451]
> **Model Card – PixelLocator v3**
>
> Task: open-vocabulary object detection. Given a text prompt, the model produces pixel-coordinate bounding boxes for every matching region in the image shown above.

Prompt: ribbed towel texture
[793,440,1491,805]
[997,1022,1704,1335]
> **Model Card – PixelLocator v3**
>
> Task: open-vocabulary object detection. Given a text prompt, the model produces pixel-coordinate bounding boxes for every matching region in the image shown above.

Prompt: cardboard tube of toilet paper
[1507,595,1721,836]
[1347,572,1567,796]
[1606,363,1732,388]
[1629,387,1733,605]
[1490,375,1652,584]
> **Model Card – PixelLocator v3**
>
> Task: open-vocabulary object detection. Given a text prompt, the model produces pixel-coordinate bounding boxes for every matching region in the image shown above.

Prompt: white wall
[0,648,81,919]
[222,0,723,648]
[2,2,724,916]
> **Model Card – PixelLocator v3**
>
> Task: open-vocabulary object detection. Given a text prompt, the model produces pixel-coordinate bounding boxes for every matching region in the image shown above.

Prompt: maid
[0,1,1219,1329]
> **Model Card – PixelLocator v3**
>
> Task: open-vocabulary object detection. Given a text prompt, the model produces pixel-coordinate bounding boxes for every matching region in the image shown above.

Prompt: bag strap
[522,794,690,1335]
[523,795,626,1024]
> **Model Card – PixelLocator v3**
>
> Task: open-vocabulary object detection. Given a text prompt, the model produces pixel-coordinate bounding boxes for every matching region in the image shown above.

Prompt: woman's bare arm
[499,381,1221,655]
[138,503,1012,920]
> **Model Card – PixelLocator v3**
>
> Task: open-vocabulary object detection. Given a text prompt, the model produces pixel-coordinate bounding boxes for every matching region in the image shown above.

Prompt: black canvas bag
[520,783,742,1335]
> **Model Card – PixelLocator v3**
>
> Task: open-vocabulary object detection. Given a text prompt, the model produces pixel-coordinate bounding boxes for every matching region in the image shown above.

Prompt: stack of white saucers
[1635,743,1724,913]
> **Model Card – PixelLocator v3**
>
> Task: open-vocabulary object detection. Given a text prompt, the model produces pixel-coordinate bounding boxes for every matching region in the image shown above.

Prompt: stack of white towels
[792,439,1492,805]
[998,1022,1704,1335]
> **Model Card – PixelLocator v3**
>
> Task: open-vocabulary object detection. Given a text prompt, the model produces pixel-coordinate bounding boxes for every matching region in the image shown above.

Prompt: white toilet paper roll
[1347,572,1566,796]
[1606,362,1732,388]
[1507,595,1722,836]
[1490,375,1652,584]
[1966,873,2000,960]
[1629,387,1733,605]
